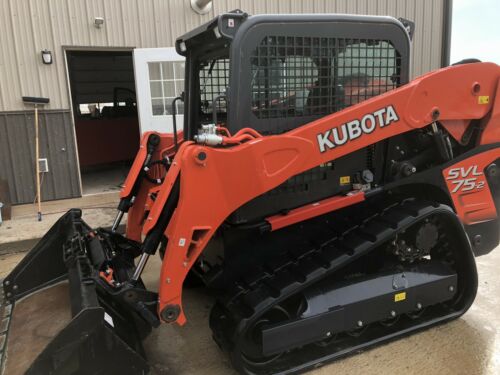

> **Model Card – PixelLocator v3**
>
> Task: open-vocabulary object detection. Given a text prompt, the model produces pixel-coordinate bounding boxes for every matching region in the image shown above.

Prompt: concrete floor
[1,240,499,374]
[0,192,122,255]
[139,251,500,375]
[81,164,129,195]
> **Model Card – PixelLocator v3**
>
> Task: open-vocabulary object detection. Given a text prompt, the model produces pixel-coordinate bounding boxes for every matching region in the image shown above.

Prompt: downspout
[441,0,453,67]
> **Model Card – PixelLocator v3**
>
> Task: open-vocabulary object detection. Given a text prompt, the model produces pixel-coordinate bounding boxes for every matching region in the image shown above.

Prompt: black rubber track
[210,199,478,374]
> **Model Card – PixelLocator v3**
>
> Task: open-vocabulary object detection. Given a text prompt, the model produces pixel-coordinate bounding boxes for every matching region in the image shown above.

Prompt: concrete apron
[0,192,124,256]
[2,283,72,375]
[0,241,499,374]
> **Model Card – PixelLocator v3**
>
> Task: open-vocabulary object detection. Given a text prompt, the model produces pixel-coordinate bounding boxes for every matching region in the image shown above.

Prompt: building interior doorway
[66,50,140,195]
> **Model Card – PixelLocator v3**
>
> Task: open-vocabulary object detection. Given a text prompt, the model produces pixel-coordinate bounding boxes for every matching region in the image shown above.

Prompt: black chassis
[382,142,500,257]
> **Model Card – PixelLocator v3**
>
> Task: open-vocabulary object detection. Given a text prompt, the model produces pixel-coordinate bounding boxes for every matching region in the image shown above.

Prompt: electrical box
[38,158,49,173]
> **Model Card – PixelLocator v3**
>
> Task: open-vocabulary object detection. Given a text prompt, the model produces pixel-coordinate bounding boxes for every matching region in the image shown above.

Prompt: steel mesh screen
[249,36,400,195]
[199,58,230,117]
[266,161,335,195]
[251,36,400,121]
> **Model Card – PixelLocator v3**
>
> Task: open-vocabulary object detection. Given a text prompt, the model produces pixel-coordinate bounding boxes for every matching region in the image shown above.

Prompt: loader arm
[144,62,500,324]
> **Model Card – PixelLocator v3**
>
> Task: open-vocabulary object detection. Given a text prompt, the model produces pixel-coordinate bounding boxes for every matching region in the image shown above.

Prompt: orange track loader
[2,11,500,374]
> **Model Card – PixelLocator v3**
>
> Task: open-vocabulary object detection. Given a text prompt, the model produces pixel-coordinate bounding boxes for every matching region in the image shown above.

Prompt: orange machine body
[122,62,500,325]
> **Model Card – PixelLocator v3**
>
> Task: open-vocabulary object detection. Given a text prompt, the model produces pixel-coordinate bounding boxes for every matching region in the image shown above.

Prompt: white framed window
[134,48,185,134]
[149,61,185,116]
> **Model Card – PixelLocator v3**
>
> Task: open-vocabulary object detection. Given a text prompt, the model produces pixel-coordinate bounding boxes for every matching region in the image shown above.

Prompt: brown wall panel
[0,110,81,204]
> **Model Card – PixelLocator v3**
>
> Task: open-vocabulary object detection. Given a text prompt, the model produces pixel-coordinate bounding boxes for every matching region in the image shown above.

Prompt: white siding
[0,0,446,111]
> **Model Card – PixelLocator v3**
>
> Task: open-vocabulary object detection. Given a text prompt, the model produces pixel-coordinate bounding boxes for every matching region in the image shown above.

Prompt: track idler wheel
[241,306,290,367]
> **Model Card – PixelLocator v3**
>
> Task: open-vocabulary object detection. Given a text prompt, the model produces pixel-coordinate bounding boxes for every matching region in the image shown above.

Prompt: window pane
[199,59,230,114]
[150,81,162,98]
[152,98,164,115]
[148,60,187,116]
[338,41,397,106]
[176,101,184,115]
[79,104,90,114]
[164,98,177,115]
[251,55,318,118]
[338,41,396,78]
[174,79,185,96]
[174,62,185,80]
[250,36,398,119]
[163,81,176,97]
[162,62,174,79]
[148,62,161,80]
[164,99,184,115]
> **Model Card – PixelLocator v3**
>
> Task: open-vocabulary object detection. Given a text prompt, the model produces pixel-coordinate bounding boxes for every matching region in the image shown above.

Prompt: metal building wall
[0,110,80,203]
[0,0,447,112]
[0,0,448,204]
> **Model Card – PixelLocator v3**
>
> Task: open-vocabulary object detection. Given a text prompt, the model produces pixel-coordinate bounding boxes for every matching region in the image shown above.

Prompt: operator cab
[175,11,412,223]
[176,10,411,138]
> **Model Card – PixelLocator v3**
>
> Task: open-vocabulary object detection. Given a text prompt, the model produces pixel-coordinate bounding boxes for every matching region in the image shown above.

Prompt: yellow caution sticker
[340,176,351,185]
[478,96,490,105]
[394,292,406,302]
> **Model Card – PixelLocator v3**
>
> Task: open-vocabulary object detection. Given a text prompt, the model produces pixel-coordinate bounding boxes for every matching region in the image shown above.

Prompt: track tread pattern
[210,199,464,374]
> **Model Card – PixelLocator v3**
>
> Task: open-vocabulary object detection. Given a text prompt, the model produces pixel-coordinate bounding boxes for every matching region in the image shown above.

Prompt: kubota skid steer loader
[2,11,500,375]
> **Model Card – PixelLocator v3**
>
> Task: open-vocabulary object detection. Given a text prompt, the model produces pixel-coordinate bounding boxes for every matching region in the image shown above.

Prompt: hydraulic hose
[171,94,184,153]
[111,133,161,232]
[212,94,227,125]
[131,178,180,282]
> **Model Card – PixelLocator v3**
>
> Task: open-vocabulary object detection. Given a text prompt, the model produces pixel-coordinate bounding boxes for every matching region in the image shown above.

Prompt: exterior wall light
[41,49,52,65]
[94,17,104,28]
[191,0,212,15]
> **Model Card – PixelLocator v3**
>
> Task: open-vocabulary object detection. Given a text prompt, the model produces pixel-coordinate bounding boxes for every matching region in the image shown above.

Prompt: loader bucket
[0,209,151,374]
